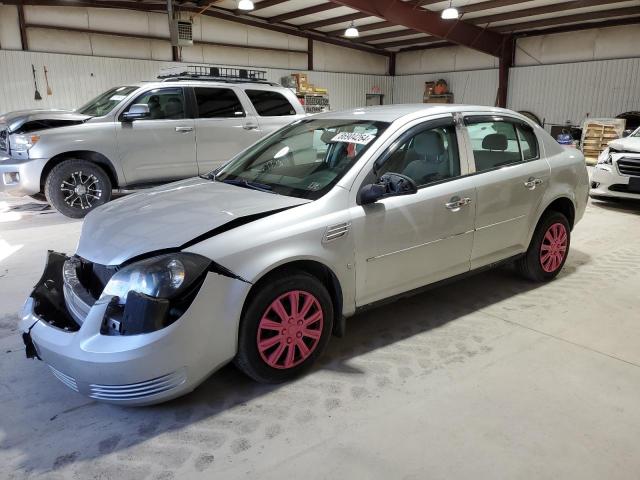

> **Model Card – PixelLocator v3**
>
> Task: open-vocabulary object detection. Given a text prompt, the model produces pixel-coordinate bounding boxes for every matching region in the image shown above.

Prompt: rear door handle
[524,177,543,189]
[175,126,193,133]
[445,196,472,211]
[243,123,259,130]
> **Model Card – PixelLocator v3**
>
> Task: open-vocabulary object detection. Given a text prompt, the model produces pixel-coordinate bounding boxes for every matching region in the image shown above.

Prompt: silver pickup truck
[0,78,305,217]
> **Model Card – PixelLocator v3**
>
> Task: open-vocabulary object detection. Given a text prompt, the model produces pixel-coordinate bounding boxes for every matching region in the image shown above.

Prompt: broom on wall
[32,64,42,101]
[44,66,52,96]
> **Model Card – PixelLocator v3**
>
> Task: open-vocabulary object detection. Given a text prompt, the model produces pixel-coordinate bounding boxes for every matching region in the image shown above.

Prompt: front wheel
[517,211,571,282]
[235,271,334,383]
[44,159,112,218]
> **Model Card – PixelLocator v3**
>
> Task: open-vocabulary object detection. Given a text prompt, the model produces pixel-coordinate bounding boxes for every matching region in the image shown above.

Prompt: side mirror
[358,183,387,205]
[122,104,150,122]
[358,172,418,205]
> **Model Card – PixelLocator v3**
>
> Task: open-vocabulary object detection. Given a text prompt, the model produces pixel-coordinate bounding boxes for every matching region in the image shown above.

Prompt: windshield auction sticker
[331,132,376,145]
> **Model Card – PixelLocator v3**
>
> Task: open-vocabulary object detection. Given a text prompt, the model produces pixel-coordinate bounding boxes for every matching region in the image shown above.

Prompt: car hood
[0,109,91,133]
[609,137,640,153]
[76,177,311,266]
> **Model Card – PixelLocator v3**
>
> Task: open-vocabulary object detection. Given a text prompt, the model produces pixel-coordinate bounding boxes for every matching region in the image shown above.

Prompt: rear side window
[245,89,297,116]
[466,121,522,173]
[194,88,245,118]
[516,124,539,160]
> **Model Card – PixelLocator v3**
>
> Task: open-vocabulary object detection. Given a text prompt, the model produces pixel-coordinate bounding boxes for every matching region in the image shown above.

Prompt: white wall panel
[0,50,392,114]
[508,57,640,126]
[0,5,22,50]
[393,69,499,106]
[312,41,389,75]
[24,6,89,30]
[396,46,498,75]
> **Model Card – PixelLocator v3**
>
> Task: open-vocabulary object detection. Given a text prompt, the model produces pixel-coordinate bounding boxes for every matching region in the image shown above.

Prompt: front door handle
[445,196,472,211]
[175,126,193,133]
[243,123,259,130]
[524,177,543,189]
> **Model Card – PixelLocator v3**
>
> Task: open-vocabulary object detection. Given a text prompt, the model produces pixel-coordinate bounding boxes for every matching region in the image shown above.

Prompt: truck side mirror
[122,104,150,122]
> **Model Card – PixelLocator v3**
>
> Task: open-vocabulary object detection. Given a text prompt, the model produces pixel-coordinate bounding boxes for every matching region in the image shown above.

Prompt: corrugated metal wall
[0,50,392,114]
[392,69,499,106]
[508,58,640,126]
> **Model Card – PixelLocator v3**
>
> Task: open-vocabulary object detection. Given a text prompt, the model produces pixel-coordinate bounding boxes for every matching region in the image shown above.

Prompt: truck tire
[44,159,112,219]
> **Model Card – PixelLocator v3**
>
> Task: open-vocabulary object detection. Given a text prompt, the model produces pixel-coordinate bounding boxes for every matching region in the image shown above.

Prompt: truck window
[245,90,297,117]
[194,88,245,118]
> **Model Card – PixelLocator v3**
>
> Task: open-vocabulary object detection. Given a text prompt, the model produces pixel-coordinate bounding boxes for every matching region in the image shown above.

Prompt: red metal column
[496,35,514,108]
[18,2,29,51]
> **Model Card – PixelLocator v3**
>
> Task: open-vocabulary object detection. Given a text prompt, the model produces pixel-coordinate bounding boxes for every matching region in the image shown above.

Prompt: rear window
[245,89,297,117]
[194,87,245,118]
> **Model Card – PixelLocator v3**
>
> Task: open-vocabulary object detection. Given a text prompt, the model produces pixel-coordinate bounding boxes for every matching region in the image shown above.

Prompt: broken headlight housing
[100,253,211,335]
[12,134,40,152]
[596,147,613,165]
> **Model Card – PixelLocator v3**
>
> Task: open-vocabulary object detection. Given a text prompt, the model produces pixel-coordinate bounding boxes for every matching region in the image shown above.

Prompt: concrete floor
[1,192,640,480]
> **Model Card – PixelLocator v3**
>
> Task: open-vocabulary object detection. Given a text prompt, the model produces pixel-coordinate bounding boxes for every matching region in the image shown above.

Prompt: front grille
[0,129,8,152]
[618,158,640,177]
[49,366,79,392]
[88,370,187,401]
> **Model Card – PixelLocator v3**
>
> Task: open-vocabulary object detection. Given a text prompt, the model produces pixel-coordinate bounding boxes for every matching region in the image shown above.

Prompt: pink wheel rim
[540,222,568,273]
[257,290,324,370]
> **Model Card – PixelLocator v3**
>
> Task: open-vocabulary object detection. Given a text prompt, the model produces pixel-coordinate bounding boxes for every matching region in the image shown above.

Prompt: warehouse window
[194,88,245,118]
[245,90,297,116]
[466,121,522,172]
[124,87,185,120]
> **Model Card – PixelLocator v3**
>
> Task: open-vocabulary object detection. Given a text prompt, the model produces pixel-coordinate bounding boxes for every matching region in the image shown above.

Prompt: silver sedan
[21,104,589,405]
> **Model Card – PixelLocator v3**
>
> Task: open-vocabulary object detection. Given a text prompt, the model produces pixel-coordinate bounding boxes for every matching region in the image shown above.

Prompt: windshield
[632,127,640,137]
[77,86,138,116]
[214,118,389,200]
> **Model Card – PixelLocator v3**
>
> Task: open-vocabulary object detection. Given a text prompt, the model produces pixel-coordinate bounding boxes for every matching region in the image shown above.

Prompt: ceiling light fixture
[237,0,254,11]
[344,21,359,38]
[441,1,459,19]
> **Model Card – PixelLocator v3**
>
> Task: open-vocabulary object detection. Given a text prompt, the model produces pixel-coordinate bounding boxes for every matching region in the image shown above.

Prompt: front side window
[245,89,297,116]
[77,86,138,117]
[467,120,522,172]
[124,87,185,120]
[377,123,461,186]
[214,119,389,200]
[194,87,245,118]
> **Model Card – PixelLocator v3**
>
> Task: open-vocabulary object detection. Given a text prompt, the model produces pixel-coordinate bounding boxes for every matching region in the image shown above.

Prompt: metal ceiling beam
[360,29,427,42]
[328,0,508,56]
[251,0,290,11]
[493,5,640,33]
[268,3,338,23]
[469,0,629,25]
[297,12,369,30]
[375,35,441,49]
[514,15,640,37]
[325,20,395,36]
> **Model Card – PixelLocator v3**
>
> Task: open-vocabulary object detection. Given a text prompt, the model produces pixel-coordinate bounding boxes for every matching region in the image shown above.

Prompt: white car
[591,127,640,200]
[21,104,589,405]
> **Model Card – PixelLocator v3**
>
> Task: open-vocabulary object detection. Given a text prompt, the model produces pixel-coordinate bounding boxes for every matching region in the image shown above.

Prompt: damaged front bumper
[20,251,252,406]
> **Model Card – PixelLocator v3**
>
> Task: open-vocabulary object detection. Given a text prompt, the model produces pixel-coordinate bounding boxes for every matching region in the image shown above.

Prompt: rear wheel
[44,159,112,218]
[517,211,570,282]
[235,271,333,383]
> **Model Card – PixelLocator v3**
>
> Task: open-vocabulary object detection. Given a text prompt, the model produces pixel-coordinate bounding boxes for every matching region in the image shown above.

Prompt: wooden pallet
[581,122,622,165]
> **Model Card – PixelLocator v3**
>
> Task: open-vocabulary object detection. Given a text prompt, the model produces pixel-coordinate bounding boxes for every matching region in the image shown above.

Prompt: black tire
[235,271,334,383]
[517,211,571,282]
[44,159,112,218]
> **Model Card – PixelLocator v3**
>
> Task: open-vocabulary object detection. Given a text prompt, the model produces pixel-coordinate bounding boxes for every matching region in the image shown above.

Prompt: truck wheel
[517,211,571,282]
[235,271,334,383]
[44,159,112,219]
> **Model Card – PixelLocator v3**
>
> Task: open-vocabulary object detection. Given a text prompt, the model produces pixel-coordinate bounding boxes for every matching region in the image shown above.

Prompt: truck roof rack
[157,65,279,86]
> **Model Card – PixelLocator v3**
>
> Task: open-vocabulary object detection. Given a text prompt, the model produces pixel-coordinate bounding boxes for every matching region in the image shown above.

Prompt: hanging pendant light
[441,1,459,19]
[344,21,359,38]
[237,0,254,11]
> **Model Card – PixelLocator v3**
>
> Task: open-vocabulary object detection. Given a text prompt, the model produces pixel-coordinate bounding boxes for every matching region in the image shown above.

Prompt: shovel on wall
[32,64,42,101]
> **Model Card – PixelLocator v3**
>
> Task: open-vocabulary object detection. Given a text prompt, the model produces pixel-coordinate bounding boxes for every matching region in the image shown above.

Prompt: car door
[192,86,262,174]
[462,114,550,269]
[115,86,197,184]
[242,88,303,134]
[350,116,476,307]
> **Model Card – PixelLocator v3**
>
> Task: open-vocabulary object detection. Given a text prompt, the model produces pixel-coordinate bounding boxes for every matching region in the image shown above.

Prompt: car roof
[308,104,520,123]
[135,80,284,89]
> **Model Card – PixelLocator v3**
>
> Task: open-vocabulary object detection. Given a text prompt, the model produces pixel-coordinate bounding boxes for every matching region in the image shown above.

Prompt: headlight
[12,134,40,152]
[101,252,210,304]
[596,147,612,165]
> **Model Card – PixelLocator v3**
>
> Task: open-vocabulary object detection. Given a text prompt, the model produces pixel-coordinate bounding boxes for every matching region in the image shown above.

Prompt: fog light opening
[3,172,20,185]
[591,181,600,189]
